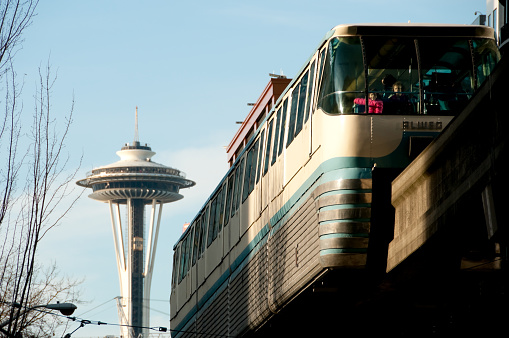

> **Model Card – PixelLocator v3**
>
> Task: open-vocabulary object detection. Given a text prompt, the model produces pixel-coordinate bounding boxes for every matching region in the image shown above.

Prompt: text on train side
[403,121,443,130]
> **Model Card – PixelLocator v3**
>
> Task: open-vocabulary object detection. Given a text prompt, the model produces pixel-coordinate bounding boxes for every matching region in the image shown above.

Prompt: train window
[216,185,226,236]
[317,48,326,91]
[304,60,316,122]
[286,85,300,147]
[294,69,309,136]
[263,119,273,176]
[230,166,239,218]
[277,98,288,156]
[363,37,418,115]
[255,129,265,184]
[199,205,209,255]
[271,108,281,166]
[179,233,191,281]
[185,231,193,277]
[313,49,326,113]
[206,198,216,247]
[189,224,197,267]
[242,139,260,202]
[472,38,500,90]
[180,238,187,281]
[232,158,245,216]
[172,245,180,287]
[224,174,234,226]
[417,38,473,115]
[178,240,185,282]
[192,218,200,266]
[250,139,260,193]
[242,150,253,202]
[207,189,220,247]
[318,37,365,115]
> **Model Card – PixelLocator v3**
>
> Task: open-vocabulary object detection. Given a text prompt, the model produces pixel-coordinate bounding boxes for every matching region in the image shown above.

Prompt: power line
[56,312,235,338]
[76,298,117,316]
[40,299,232,337]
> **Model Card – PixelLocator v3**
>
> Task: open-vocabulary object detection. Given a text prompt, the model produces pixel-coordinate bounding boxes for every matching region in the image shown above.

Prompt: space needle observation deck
[78,140,194,204]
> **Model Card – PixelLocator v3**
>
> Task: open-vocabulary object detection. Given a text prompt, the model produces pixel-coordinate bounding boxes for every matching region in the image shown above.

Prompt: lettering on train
[402,121,443,130]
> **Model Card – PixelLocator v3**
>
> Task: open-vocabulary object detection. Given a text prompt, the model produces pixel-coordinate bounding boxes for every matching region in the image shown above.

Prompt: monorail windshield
[318,36,500,115]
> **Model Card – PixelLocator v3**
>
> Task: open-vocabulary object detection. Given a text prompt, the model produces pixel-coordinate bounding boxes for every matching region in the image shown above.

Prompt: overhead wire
[19,297,234,337]
[33,300,232,337]
[76,297,117,316]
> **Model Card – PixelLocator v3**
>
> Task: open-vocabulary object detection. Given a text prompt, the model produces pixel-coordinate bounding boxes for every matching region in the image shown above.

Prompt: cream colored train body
[170,24,500,337]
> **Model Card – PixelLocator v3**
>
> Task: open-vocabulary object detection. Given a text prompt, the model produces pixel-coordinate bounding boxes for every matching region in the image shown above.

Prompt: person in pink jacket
[354,92,383,114]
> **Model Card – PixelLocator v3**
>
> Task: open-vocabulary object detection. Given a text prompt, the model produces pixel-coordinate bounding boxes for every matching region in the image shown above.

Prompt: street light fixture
[40,302,77,316]
[0,302,77,328]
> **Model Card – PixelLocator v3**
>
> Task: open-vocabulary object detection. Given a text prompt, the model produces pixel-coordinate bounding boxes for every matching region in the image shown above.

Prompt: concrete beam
[387,56,509,272]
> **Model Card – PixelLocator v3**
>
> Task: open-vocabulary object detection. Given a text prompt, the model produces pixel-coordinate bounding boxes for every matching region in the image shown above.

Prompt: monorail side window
[294,69,309,136]
[316,48,326,98]
[216,185,226,236]
[250,139,260,193]
[419,38,473,115]
[178,241,185,282]
[230,167,239,218]
[184,231,193,277]
[232,158,245,216]
[242,150,254,203]
[207,189,221,247]
[263,119,274,176]
[304,60,316,123]
[286,85,300,147]
[271,108,281,166]
[199,205,210,255]
[172,245,180,288]
[224,175,235,226]
[179,233,191,282]
[472,38,500,88]
[243,139,260,202]
[192,219,201,266]
[277,99,288,156]
[318,37,365,115]
[255,130,265,184]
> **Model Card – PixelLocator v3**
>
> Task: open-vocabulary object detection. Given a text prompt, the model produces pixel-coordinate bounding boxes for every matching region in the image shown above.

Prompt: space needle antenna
[134,106,139,144]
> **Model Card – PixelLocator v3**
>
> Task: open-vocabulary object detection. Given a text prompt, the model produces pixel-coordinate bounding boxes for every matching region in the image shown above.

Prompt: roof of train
[328,23,495,39]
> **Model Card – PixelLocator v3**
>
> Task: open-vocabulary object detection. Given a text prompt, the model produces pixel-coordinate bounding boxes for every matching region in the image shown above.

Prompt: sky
[8,0,491,337]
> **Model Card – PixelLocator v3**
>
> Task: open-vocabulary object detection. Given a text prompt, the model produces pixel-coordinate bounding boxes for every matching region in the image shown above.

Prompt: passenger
[381,74,397,98]
[353,92,383,114]
[389,81,407,100]
[388,81,413,114]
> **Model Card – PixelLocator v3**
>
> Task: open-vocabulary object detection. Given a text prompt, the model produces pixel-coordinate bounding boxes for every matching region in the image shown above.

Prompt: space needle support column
[142,200,163,336]
[145,199,157,277]
[144,201,163,287]
[129,197,145,337]
[109,201,126,272]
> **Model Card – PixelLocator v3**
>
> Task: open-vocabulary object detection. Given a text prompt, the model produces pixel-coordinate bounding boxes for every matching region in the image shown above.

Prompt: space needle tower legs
[77,109,195,337]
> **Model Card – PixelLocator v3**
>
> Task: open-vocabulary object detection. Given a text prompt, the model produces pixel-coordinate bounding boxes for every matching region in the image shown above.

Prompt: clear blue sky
[11,0,488,336]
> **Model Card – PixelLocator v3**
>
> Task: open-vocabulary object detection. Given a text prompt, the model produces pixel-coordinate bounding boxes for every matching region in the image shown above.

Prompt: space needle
[77,108,195,337]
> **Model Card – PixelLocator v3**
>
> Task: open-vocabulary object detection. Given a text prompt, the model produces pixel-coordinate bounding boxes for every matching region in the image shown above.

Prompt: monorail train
[170,24,500,337]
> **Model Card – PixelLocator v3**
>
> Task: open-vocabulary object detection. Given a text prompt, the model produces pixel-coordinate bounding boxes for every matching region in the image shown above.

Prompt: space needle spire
[134,106,139,144]
[77,108,195,337]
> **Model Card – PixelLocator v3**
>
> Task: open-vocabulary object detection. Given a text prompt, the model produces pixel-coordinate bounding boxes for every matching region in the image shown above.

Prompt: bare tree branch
[0,2,84,336]
[0,1,38,74]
